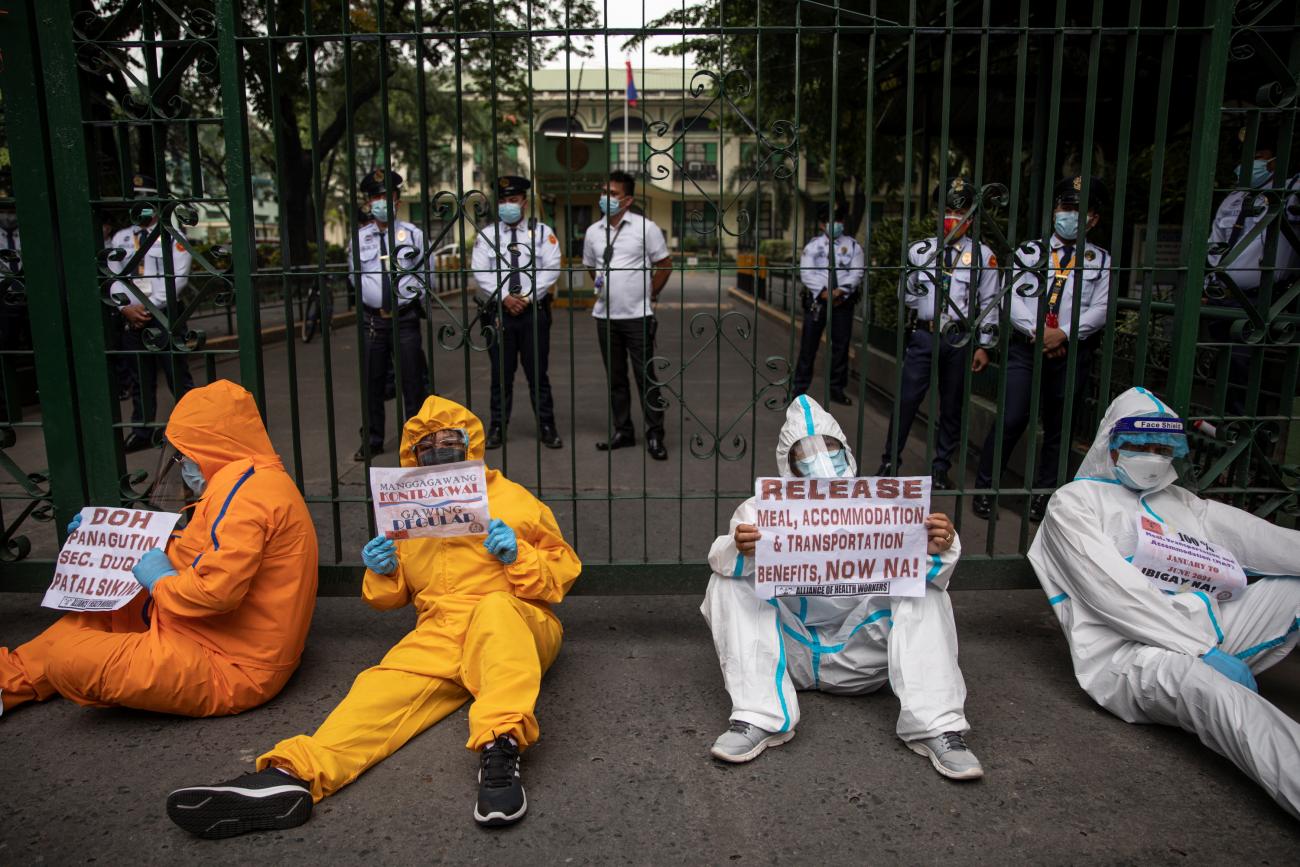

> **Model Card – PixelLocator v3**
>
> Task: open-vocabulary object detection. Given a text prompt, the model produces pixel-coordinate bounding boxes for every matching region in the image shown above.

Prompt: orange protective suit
[0,380,318,718]
[258,396,580,802]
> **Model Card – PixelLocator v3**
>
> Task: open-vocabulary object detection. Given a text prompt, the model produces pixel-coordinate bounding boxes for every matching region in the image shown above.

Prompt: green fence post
[216,0,265,411]
[1167,0,1234,412]
[0,0,87,532]
[26,0,126,508]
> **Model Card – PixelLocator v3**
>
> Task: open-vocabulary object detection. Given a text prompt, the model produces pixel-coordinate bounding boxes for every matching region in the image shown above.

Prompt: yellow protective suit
[258,395,580,801]
[0,380,318,717]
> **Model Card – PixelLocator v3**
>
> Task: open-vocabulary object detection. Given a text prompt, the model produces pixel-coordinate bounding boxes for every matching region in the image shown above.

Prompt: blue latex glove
[483,518,518,565]
[67,513,83,535]
[132,548,177,592]
[1201,647,1258,692]
[362,534,398,575]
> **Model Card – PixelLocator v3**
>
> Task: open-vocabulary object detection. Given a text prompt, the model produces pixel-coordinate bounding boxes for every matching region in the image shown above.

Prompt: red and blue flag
[625,60,638,107]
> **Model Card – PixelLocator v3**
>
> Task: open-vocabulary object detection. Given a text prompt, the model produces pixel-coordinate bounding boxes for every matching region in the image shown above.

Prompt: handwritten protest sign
[752,476,931,600]
[1131,514,1247,602]
[42,507,182,612]
[370,461,490,540]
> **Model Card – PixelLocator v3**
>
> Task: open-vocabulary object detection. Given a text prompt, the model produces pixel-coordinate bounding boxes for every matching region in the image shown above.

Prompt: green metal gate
[0,0,1296,593]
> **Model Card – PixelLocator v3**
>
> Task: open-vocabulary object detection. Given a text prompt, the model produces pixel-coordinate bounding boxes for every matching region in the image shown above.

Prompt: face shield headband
[1109,415,1188,459]
[788,434,851,478]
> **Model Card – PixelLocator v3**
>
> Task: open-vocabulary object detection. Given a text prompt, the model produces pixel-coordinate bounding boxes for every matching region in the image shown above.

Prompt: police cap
[1053,175,1107,212]
[496,175,532,198]
[359,167,403,196]
[933,175,976,211]
[131,174,158,197]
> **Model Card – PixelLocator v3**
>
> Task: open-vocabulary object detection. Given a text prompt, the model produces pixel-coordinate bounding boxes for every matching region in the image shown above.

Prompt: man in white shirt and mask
[583,170,673,461]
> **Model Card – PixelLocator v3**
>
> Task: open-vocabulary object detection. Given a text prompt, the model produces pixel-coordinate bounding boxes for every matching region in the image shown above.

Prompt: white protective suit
[701,395,969,741]
[1029,386,1300,819]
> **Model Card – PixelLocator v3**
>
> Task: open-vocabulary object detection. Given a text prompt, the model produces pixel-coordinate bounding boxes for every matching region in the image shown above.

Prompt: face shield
[144,443,199,517]
[1109,415,1185,491]
[788,434,852,479]
[414,428,469,466]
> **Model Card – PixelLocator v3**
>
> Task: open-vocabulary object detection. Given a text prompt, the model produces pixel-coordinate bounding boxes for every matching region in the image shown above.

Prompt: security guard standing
[877,177,998,488]
[107,174,194,453]
[791,203,865,405]
[1205,122,1300,415]
[352,168,429,461]
[471,176,563,450]
[972,176,1111,522]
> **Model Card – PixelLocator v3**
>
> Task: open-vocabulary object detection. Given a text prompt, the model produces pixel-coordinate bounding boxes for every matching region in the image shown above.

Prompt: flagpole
[623,76,630,173]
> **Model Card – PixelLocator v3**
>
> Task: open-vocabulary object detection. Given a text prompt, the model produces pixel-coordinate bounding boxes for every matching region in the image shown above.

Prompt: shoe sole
[474,790,527,827]
[710,729,795,764]
[906,742,984,781]
[166,785,312,839]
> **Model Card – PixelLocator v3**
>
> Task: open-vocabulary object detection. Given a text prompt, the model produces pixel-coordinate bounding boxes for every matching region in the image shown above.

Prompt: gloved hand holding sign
[132,548,177,592]
[483,518,518,565]
[67,513,83,535]
[362,534,398,575]
[1201,647,1259,693]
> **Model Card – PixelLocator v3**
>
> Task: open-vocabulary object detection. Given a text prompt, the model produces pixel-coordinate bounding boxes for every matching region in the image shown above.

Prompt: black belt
[914,318,936,333]
[364,302,417,319]
[1011,330,1036,346]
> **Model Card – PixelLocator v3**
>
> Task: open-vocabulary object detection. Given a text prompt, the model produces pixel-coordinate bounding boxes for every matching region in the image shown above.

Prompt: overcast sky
[545,0,698,70]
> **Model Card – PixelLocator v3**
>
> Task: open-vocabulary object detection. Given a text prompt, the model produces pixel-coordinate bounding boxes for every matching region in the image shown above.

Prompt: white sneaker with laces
[908,731,984,780]
[710,720,795,763]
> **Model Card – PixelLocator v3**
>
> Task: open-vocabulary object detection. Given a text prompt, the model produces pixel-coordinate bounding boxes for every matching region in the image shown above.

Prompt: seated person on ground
[700,395,984,780]
[1029,386,1300,819]
[0,380,319,718]
[167,396,582,836]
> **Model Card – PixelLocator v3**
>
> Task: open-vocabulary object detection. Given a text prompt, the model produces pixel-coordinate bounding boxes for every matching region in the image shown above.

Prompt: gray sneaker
[908,731,984,780]
[710,720,795,763]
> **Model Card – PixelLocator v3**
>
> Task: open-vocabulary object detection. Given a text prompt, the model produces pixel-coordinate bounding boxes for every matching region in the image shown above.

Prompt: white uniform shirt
[1206,173,1300,293]
[348,220,427,309]
[800,233,865,298]
[0,222,19,273]
[903,235,1000,345]
[471,219,562,303]
[1009,235,1111,340]
[583,211,670,320]
[106,224,192,306]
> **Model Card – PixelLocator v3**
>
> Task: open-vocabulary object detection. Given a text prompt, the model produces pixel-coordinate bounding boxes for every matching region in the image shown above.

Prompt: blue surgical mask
[1053,210,1079,240]
[828,222,844,239]
[795,450,852,479]
[180,457,206,496]
[369,199,390,223]
[598,195,623,217]
[498,202,523,224]
[1239,159,1272,188]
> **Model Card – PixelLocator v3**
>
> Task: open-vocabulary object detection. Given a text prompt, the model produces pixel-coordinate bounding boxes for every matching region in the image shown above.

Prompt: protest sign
[1131,514,1247,602]
[370,460,490,540]
[42,507,182,612]
[752,476,931,599]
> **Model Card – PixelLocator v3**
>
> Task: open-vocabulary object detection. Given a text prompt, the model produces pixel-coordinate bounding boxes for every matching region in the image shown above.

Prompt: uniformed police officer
[107,174,194,453]
[877,177,999,489]
[791,203,865,405]
[1205,123,1300,415]
[471,175,563,450]
[351,168,430,461]
[972,176,1111,522]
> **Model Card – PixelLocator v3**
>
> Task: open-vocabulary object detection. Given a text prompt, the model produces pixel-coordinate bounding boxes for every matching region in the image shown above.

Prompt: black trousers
[791,294,854,396]
[880,328,966,473]
[596,315,664,440]
[363,306,428,448]
[121,326,194,439]
[487,300,555,429]
[976,339,1095,488]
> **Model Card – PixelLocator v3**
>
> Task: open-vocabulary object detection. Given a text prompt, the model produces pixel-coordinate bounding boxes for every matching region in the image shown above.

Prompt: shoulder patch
[175,241,185,252]
[987,253,997,268]
[548,234,557,245]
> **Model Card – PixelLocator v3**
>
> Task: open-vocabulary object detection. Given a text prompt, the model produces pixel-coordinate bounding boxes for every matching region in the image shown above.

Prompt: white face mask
[180,456,206,495]
[1114,451,1174,491]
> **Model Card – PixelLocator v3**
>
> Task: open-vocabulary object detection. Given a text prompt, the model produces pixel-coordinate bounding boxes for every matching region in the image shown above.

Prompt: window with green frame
[609,140,653,170]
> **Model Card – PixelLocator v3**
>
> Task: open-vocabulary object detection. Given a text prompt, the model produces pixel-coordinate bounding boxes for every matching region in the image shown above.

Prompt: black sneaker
[485,425,504,450]
[474,735,526,827]
[971,494,992,519]
[1029,493,1050,522]
[931,469,954,491]
[167,768,312,839]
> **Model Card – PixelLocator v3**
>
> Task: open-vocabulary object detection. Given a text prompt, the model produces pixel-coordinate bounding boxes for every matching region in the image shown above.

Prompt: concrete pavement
[1,590,1296,864]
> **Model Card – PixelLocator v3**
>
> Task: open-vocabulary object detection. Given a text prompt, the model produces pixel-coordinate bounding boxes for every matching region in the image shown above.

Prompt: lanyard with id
[1130,512,1248,602]
[593,220,626,296]
[1044,247,1073,329]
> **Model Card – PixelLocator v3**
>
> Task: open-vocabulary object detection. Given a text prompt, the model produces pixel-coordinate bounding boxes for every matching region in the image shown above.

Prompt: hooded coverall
[258,396,581,802]
[1028,386,1300,819]
[702,395,969,742]
[0,379,319,717]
